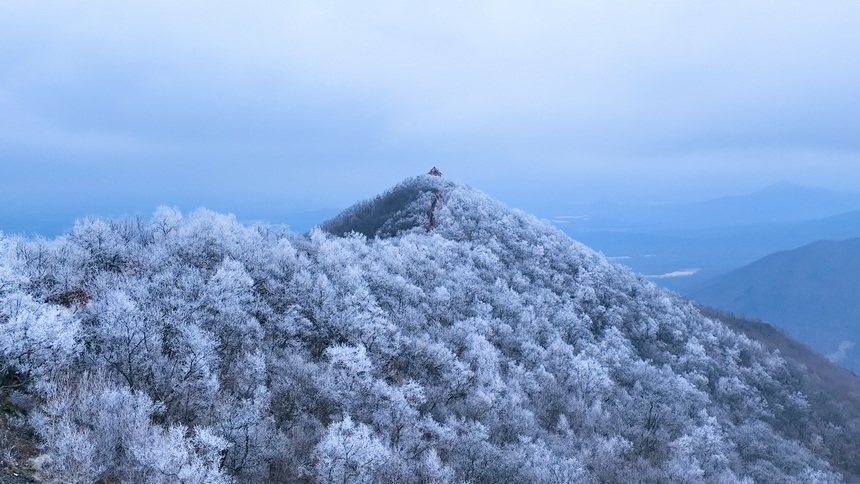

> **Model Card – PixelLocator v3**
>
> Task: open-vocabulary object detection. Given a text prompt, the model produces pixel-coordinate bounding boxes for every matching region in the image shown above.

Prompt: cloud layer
[2,1,860,219]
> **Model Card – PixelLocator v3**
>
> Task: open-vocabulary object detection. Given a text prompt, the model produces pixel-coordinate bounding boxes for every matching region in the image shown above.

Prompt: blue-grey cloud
[2,0,860,227]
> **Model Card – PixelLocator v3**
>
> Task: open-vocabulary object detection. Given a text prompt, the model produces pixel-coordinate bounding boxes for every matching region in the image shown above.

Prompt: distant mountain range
[690,238,860,374]
[555,183,860,293]
[554,182,860,232]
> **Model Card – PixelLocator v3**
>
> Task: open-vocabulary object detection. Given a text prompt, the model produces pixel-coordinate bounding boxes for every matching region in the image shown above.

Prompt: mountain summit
[1,175,858,482]
[321,175,452,237]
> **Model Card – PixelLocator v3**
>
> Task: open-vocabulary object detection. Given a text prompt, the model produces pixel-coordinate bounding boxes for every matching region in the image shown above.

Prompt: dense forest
[2,175,858,483]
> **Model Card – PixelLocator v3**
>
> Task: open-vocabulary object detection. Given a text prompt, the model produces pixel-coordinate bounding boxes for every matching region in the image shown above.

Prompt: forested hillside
[1,175,857,483]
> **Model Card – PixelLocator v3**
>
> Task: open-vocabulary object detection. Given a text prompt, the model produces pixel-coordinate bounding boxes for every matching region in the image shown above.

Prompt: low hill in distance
[552,182,860,294]
[569,208,860,294]
[1,175,858,482]
[691,238,860,373]
[555,182,860,234]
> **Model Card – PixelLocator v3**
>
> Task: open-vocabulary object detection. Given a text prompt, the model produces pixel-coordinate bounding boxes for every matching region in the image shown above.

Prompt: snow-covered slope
[0,175,856,482]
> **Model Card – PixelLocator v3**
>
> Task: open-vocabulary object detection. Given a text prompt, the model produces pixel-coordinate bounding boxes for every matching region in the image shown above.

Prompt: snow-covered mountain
[1,175,857,482]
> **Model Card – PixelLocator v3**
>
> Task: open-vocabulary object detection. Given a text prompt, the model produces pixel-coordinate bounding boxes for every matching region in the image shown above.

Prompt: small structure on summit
[428,167,442,177]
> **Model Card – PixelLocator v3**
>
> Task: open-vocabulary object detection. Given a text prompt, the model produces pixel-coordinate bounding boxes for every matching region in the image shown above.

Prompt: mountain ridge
[557,182,860,233]
[571,206,860,294]
[691,237,860,373]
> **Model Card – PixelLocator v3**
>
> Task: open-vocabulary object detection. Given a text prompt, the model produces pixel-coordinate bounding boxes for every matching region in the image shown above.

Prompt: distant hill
[551,183,860,293]
[691,238,860,373]
[556,182,860,233]
[569,209,860,294]
[675,182,860,229]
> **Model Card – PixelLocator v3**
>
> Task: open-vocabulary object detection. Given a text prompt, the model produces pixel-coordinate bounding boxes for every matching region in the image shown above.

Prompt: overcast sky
[3,1,860,230]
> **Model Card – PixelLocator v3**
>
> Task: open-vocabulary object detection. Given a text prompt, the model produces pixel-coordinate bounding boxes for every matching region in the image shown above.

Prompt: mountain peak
[321,174,457,238]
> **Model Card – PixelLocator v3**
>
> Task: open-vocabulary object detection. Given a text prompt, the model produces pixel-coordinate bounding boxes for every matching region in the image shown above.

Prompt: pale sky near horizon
[3,1,860,229]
